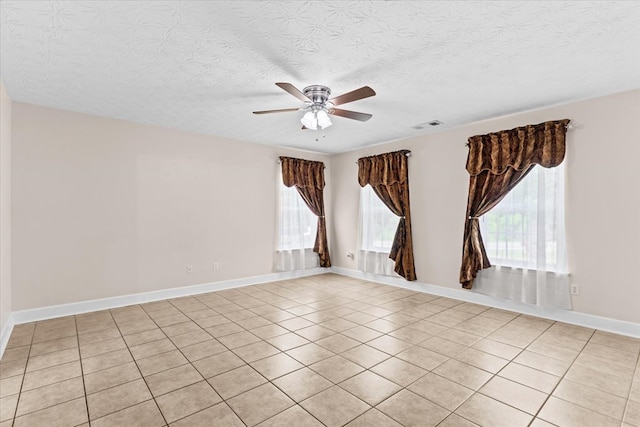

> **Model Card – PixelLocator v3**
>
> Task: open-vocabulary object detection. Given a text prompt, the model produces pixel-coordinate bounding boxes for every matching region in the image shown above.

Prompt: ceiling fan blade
[253,108,300,115]
[275,82,310,102]
[329,86,376,106]
[329,108,372,122]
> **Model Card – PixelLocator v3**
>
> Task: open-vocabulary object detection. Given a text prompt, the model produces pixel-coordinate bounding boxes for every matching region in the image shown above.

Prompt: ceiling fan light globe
[301,111,318,130]
[317,110,332,129]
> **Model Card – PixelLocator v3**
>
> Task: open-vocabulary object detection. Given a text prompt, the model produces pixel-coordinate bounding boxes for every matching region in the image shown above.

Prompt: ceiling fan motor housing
[303,85,331,107]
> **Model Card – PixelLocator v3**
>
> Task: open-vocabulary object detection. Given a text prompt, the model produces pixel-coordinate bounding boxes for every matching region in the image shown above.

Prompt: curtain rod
[276,160,326,168]
[465,123,575,146]
[355,152,411,164]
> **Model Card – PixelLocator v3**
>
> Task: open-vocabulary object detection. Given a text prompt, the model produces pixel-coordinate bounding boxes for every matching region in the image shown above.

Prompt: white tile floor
[1,273,638,426]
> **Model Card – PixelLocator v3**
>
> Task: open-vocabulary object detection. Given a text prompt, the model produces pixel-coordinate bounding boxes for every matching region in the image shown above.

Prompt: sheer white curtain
[274,169,319,271]
[357,185,400,276]
[474,162,571,309]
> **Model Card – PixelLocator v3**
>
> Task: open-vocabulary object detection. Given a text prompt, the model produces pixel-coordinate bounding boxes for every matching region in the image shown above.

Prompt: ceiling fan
[253,83,376,130]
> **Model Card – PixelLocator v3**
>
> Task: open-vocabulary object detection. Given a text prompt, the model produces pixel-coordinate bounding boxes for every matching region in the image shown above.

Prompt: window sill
[359,249,392,255]
[490,265,569,276]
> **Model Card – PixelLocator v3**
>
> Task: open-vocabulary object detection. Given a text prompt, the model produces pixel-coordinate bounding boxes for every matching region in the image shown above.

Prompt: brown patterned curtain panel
[280,156,331,267]
[459,119,570,289]
[358,149,416,281]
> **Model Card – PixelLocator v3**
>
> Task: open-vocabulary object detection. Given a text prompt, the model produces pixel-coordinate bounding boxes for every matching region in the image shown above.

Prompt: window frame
[358,184,399,254]
[480,162,566,273]
[276,180,318,251]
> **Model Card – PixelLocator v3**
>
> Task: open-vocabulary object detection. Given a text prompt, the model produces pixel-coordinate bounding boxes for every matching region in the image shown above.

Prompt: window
[357,185,400,276]
[275,168,320,272]
[359,185,399,252]
[474,163,570,309]
[480,162,567,273]
[277,182,317,251]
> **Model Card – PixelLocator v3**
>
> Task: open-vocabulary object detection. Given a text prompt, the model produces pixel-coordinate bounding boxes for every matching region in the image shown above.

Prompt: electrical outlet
[187,265,193,274]
[213,262,219,271]
[571,283,580,295]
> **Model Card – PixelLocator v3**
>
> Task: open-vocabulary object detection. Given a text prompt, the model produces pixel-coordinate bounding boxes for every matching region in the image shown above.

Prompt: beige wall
[12,103,331,310]
[330,90,640,324]
[10,90,640,325]
[1,82,12,332]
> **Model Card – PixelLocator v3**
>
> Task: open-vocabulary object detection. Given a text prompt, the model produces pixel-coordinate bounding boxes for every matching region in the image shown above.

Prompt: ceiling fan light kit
[253,82,376,131]
[301,110,333,130]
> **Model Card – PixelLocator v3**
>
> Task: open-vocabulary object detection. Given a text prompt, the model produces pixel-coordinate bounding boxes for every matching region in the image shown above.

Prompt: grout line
[5,322,82,420]
[105,308,170,426]
[526,327,595,426]
[5,278,640,427]
[161,293,251,426]
[8,324,35,426]
[72,316,91,426]
[621,349,640,426]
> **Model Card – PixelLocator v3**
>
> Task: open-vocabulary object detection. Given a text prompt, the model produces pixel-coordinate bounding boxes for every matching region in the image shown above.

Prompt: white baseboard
[0,268,328,358]
[332,267,640,339]
[2,266,639,359]
[10,268,329,325]
[0,313,15,358]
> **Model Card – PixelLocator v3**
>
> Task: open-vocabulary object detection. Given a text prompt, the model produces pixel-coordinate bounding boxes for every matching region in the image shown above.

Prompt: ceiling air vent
[412,120,443,130]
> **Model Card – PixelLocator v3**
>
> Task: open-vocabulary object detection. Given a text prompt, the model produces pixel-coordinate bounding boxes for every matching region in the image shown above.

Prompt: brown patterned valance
[358,150,411,187]
[466,119,570,176]
[280,157,325,189]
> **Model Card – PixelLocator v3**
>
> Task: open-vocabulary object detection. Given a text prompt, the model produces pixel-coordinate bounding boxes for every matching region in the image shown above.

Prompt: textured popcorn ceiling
[1,1,639,154]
